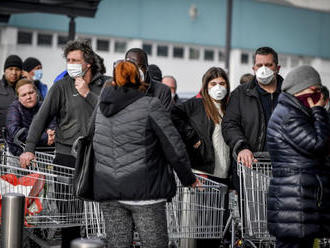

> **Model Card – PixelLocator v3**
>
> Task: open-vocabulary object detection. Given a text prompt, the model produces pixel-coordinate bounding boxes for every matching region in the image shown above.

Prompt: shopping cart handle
[56,176,72,184]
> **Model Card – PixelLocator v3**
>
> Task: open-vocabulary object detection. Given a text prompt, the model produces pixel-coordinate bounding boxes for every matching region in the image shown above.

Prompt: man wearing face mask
[222,47,283,184]
[125,48,172,111]
[19,40,110,248]
[22,57,48,100]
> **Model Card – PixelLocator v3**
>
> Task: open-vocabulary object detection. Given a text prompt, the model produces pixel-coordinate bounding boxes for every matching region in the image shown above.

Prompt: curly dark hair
[63,39,106,75]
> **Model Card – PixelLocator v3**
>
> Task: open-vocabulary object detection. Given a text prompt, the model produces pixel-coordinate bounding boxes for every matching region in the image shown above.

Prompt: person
[148,64,162,82]
[22,57,48,99]
[162,75,182,104]
[125,48,172,111]
[19,39,110,248]
[239,73,254,85]
[171,67,231,248]
[93,60,198,248]
[267,65,330,248]
[0,55,23,138]
[6,79,55,156]
[222,46,283,171]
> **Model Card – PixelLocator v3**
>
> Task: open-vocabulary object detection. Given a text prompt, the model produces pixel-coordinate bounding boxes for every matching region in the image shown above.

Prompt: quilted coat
[267,92,330,239]
[93,86,196,201]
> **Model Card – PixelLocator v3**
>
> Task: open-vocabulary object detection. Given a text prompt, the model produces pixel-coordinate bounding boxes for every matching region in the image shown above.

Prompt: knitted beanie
[282,65,321,95]
[4,55,23,71]
[23,57,41,72]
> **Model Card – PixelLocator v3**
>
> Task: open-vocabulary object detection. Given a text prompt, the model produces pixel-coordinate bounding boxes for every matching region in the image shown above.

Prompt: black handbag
[72,104,98,200]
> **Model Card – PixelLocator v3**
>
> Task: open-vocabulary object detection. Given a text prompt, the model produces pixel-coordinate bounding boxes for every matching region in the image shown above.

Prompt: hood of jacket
[100,85,145,117]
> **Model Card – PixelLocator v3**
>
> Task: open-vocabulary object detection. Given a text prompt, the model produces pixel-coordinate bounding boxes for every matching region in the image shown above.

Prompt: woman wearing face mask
[267,65,330,248]
[22,57,48,100]
[171,67,231,247]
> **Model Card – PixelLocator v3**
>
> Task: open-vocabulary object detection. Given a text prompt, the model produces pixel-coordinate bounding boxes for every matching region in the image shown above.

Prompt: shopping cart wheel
[168,240,178,248]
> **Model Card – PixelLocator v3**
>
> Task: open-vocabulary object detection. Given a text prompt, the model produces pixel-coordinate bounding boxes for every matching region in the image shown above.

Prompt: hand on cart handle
[191,177,202,188]
[20,152,35,168]
[237,149,258,168]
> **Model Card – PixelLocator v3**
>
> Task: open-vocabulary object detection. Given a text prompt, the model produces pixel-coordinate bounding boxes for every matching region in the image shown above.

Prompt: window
[114,41,127,53]
[17,31,32,45]
[241,53,249,64]
[142,43,152,55]
[189,48,200,60]
[204,49,214,61]
[97,39,109,52]
[173,47,184,58]
[37,33,52,46]
[157,45,168,57]
[57,35,69,46]
[218,51,225,62]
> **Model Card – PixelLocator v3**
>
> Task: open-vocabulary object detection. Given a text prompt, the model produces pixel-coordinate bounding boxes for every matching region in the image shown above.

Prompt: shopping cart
[0,148,86,247]
[84,173,228,247]
[237,156,275,247]
[166,174,228,246]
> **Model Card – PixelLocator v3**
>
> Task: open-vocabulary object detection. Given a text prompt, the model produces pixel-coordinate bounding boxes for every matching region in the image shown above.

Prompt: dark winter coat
[146,77,172,111]
[267,92,330,239]
[5,100,55,156]
[222,75,283,155]
[171,98,215,174]
[93,85,196,201]
[0,76,17,137]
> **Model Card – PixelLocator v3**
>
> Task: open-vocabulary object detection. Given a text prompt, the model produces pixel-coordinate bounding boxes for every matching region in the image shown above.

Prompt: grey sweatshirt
[25,73,109,155]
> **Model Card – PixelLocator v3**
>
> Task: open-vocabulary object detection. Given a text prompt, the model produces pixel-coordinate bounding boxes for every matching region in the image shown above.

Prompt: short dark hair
[253,47,278,65]
[63,39,105,75]
[125,48,148,66]
[148,64,162,81]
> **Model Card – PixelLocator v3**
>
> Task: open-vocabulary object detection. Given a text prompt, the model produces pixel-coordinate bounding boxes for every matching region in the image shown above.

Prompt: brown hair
[201,67,230,124]
[15,79,36,95]
[113,61,147,92]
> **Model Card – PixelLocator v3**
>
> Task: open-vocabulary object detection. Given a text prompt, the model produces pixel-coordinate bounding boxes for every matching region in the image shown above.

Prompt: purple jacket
[6,100,55,156]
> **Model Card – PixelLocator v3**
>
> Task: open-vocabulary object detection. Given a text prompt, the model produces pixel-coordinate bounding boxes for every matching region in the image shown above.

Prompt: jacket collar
[245,74,283,97]
[279,92,312,116]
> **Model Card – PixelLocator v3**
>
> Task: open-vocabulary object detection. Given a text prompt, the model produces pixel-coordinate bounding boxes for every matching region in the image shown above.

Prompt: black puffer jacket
[93,86,195,201]
[267,92,330,239]
[171,98,215,174]
[222,75,283,154]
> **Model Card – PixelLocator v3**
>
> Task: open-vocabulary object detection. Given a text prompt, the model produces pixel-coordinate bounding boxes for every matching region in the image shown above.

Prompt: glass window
[189,48,200,60]
[114,41,127,53]
[204,49,214,61]
[17,31,32,45]
[173,47,184,58]
[97,39,109,52]
[37,33,52,46]
[142,43,152,55]
[157,45,168,57]
[241,53,249,64]
[218,51,225,62]
[57,35,69,46]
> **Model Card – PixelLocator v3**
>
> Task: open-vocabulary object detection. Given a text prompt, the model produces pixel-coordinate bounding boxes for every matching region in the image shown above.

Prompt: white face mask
[208,84,227,101]
[256,66,275,85]
[32,69,43,81]
[139,68,144,82]
[67,63,87,78]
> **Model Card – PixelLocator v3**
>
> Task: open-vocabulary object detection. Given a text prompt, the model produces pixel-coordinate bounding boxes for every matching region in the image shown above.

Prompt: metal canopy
[0,0,101,23]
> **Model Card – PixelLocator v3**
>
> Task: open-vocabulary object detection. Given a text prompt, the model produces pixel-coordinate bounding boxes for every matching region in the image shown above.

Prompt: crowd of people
[0,40,329,248]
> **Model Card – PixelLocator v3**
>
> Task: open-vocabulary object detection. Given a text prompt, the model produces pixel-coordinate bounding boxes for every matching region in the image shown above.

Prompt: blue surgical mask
[33,69,43,81]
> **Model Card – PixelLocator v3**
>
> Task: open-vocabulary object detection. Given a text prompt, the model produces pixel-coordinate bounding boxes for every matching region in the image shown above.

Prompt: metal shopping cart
[166,174,228,246]
[0,147,85,247]
[237,155,275,248]
[84,173,228,247]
